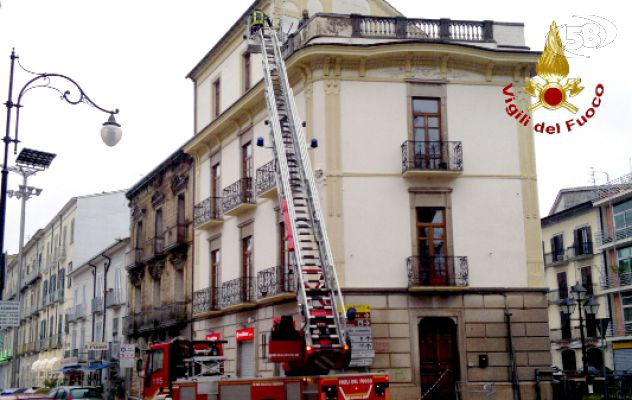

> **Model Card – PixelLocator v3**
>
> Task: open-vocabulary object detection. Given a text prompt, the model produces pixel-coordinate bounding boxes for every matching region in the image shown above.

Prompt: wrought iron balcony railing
[92,297,104,314]
[256,160,277,197]
[128,248,143,268]
[407,256,468,288]
[401,141,463,174]
[221,277,255,308]
[257,266,296,299]
[158,302,187,327]
[106,289,123,308]
[194,197,223,228]
[223,178,255,214]
[193,287,221,314]
[122,315,138,336]
[139,309,160,332]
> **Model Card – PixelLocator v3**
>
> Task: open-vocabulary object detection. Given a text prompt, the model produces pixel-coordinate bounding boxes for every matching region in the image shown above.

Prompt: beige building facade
[541,189,610,373]
[182,1,551,399]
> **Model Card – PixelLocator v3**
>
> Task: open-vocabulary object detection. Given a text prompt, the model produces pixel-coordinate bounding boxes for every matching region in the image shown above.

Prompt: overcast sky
[0,0,629,254]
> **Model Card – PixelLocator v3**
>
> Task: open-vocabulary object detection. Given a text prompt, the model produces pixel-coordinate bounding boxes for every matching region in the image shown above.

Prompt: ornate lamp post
[1,49,122,386]
[561,283,601,375]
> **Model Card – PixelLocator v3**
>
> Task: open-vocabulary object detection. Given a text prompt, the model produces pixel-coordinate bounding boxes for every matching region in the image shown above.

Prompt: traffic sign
[119,344,136,369]
[0,301,19,327]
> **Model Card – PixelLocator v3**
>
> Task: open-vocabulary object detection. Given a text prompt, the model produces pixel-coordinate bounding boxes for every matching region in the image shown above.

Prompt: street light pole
[7,165,43,387]
[577,300,588,374]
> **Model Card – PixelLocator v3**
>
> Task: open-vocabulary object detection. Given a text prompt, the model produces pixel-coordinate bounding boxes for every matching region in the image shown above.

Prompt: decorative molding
[170,174,188,195]
[149,259,165,280]
[324,79,340,95]
[131,206,146,222]
[151,191,165,209]
[169,251,187,271]
[129,268,144,287]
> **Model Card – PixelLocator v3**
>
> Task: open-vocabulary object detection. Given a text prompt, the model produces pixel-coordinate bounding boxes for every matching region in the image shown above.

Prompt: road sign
[0,301,19,327]
[119,344,136,369]
[86,342,109,351]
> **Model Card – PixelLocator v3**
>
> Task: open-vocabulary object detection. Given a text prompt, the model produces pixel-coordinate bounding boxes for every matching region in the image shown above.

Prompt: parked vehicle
[47,387,102,400]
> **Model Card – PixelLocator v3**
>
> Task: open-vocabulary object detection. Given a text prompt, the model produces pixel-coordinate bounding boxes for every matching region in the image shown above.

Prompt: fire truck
[141,17,390,400]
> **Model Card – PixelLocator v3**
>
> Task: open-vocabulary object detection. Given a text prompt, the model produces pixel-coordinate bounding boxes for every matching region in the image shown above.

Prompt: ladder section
[258,30,348,359]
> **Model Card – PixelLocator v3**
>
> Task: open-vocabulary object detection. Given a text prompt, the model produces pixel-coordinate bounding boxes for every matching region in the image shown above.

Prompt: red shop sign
[236,327,255,342]
[206,333,221,342]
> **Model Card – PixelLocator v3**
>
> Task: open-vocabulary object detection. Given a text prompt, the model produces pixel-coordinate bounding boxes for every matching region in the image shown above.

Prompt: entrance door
[418,317,459,400]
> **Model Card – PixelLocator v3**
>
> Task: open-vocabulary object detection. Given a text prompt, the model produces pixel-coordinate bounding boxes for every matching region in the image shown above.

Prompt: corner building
[184,1,550,398]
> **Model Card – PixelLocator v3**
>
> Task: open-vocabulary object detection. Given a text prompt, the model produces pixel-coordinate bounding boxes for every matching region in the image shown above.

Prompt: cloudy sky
[0,0,629,254]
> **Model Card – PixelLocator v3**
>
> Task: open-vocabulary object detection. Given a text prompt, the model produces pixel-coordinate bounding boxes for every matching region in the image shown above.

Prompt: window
[50,274,57,298]
[63,227,67,250]
[212,162,221,214]
[49,316,54,337]
[242,141,253,179]
[177,195,185,226]
[557,272,568,300]
[614,199,632,239]
[587,348,604,369]
[43,280,48,301]
[243,52,251,92]
[149,349,164,374]
[622,292,632,334]
[585,313,597,337]
[581,266,593,297]
[58,269,65,294]
[416,207,447,285]
[560,311,572,339]
[155,209,163,252]
[135,221,144,250]
[211,249,220,288]
[618,246,632,277]
[70,219,75,244]
[574,226,592,256]
[279,221,290,269]
[561,349,577,371]
[412,98,442,169]
[213,78,221,118]
[153,277,161,308]
[242,236,253,302]
[551,234,564,261]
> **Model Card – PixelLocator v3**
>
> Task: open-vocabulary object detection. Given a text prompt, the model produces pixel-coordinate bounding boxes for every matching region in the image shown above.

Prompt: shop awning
[86,361,113,370]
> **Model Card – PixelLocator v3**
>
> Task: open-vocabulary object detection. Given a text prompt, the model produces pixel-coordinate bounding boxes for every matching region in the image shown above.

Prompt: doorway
[418,317,459,400]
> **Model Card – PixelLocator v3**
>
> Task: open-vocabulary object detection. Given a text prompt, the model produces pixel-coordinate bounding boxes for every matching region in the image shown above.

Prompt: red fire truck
[141,18,389,400]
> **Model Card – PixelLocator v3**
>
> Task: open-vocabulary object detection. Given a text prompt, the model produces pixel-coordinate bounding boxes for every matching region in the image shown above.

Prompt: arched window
[562,349,577,371]
[587,347,604,369]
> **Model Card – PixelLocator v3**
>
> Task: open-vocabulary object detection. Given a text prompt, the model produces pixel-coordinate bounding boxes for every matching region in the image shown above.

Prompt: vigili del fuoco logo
[503,21,605,134]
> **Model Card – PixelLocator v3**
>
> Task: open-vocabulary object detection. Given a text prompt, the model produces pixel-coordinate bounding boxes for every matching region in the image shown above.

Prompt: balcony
[544,250,568,267]
[106,289,123,308]
[601,270,632,292]
[222,178,255,216]
[221,277,255,310]
[123,315,139,336]
[48,335,61,349]
[92,297,104,314]
[22,266,41,288]
[194,197,223,229]
[50,289,58,304]
[158,302,187,328]
[401,141,463,177]
[39,337,48,351]
[193,287,221,315]
[407,256,469,290]
[139,309,159,332]
[142,237,165,262]
[164,223,188,251]
[69,303,86,322]
[128,248,144,269]
[57,288,65,303]
[256,160,277,199]
[596,227,632,248]
[568,242,594,260]
[257,266,295,302]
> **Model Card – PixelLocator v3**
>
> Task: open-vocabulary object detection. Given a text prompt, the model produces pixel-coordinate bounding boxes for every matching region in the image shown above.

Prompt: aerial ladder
[255,26,350,374]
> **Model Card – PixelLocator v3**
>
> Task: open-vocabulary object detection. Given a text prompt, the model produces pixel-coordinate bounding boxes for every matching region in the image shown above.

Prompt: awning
[61,364,83,372]
[86,361,113,370]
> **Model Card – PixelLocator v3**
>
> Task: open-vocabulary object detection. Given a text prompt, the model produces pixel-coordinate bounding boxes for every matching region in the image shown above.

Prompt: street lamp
[561,283,601,376]
[0,49,121,386]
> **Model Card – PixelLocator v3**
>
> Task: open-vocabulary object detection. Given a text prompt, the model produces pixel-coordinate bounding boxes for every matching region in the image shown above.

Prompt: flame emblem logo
[525,21,584,113]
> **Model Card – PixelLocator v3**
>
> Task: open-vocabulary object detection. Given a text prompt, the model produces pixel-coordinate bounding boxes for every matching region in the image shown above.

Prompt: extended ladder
[257,28,349,370]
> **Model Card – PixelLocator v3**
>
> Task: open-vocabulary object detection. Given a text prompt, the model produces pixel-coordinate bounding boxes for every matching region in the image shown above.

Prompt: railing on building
[106,289,123,308]
[596,227,632,246]
[142,237,164,261]
[401,141,463,174]
[39,337,48,351]
[567,242,594,259]
[74,303,86,320]
[22,265,41,288]
[50,288,58,303]
[221,277,255,308]
[601,269,632,290]
[257,266,296,299]
[193,287,221,314]
[255,160,277,196]
[285,15,497,56]
[92,297,104,314]
[544,249,569,267]
[193,197,223,228]
[128,247,143,268]
[158,302,187,327]
[49,335,61,349]
[139,309,160,332]
[164,223,187,250]
[222,178,255,214]
[407,256,469,288]
[122,315,138,336]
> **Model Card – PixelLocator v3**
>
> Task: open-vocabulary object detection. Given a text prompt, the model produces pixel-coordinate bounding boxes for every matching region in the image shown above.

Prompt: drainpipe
[89,262,97,343]
[505,300,522,400]
[190,160,195,341]
[101,251,111,390]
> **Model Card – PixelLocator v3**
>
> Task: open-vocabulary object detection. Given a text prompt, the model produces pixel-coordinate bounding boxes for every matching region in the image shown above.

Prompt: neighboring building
[541,189,609,372]
[0,255,18,388]
[183,1,549,399]
[123,149,194,398]
[593,173,632,370]
[65,238,129,390]
[3,190,128,388]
